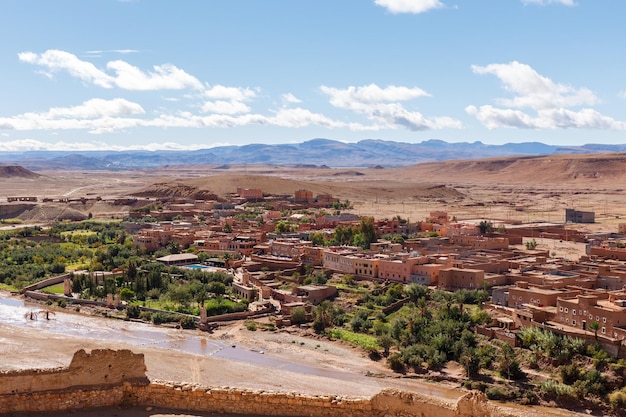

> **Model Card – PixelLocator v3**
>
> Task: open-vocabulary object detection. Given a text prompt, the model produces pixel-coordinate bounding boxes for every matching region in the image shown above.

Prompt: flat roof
[156,253,198,262]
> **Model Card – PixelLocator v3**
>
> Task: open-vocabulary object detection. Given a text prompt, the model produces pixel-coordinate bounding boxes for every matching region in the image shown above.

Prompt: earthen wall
[0,348,530,417]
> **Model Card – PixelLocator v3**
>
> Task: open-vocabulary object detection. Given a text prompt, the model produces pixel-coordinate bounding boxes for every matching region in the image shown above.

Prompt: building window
[596,316,600,321]
[603,317,607,323]
[559,307,563,312]
[602,327,606,334]
[572,320,576,326]
[573,310,576,315]
[565,308,568,313]
[589,314,593,320]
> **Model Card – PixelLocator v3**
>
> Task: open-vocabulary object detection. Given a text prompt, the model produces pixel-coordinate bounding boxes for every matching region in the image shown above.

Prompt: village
[11,184,626,360]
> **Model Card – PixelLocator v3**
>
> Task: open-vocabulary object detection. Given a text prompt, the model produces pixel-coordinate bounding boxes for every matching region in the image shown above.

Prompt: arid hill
[2,152,626,227]
[132,174,465,204]
[392,153,626,185]
[133,183,220,201]
[0,165,40,179]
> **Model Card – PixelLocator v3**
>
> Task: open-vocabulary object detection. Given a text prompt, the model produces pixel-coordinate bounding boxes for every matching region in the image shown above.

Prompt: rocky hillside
[0,165,40,178]
[395,153,626,185]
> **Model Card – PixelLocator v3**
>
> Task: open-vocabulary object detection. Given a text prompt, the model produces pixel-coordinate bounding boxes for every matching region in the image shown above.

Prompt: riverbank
[0,292,460,398]
[0,293,598,417]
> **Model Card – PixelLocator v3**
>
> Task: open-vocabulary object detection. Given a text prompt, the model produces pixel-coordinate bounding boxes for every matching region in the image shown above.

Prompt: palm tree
[589,321,600,340]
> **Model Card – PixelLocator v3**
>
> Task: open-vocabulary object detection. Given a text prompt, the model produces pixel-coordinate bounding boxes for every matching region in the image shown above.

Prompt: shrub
[179,316,196,329]
[126,304,141,319]
[290,307,307,325]
[560,363,582,385]
[120,287,136,302]
[540,380,576,398]
[609,388,626,409]
[139,311,152,322]
[387,353,404,372]
[246,320,257,331]
[152,312,169,325]
[485,386,517,401]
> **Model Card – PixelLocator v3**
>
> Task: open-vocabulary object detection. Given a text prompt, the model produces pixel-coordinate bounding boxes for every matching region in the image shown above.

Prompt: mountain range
[1,139,625,170]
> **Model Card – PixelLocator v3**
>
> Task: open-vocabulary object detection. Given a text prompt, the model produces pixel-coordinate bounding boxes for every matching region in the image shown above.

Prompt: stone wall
[0,349,147,396]
[0,348,511,417]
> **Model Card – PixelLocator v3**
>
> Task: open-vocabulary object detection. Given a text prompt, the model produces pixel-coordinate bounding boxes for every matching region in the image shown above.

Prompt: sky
[1,0,625,152]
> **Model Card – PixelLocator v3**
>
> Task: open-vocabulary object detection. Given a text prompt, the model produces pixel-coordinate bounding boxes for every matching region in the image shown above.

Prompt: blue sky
[1,0,625,151]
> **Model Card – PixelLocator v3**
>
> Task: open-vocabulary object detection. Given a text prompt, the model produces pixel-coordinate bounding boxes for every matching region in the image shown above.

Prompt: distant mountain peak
[0,139,623,170]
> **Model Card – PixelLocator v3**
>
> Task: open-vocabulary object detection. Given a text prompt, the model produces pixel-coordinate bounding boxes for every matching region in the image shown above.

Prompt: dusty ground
[2,154,625,230]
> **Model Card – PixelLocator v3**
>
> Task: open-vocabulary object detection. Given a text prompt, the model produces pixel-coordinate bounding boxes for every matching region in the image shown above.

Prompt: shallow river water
[0,294,464,413]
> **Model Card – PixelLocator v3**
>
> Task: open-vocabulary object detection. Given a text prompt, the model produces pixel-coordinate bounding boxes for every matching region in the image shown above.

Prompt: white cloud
[19,49,203,90]
[467,61,625,130]
[521,0,576,6]
[281,93,302,104]
[0,139,223,152]
[321,83,461,131]
[466,105,626,130]
[88,49,139,54]
[200,85,257,115]
[0,98,145,133]
[204,85,256,101]
[201,100,251,115]
[19,50,115,88]
[106,61,203,90]
[270,108,347,129]
[471,61,597,110]
[323,83,430,109]
[0,97,358,133]
[375,0,445,14]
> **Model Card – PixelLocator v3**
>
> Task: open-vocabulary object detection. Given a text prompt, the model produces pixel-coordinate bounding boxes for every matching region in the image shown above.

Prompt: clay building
[556,293,626,339]
[565,208,595,224]
[438,267,485,290]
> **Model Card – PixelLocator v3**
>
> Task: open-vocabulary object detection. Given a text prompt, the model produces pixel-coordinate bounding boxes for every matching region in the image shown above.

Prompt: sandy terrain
[2,154,625,231]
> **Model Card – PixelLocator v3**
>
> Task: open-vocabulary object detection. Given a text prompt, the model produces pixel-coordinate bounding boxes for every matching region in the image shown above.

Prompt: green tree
[291,307,307,325]
[460,348,480,379]
[352,233,367,249]
[525,239,538,250]
[589,321,600,340]
[119,287,136,302]
[309,232,326,247]
[405,283,428,303]
[498,344,523,380]
[377,334,394,356]
[275,221,287,233]
[359,217,377,249]
[478,220,492,234]
[312,300,343,333]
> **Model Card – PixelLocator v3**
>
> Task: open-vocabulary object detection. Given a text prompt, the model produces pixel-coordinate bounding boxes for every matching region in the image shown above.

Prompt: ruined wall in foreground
[0,349,147,396]
[0,348,497,417]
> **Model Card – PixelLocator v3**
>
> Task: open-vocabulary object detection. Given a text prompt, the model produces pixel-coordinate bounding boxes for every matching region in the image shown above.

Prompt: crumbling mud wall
[0,349,147,396]
[0,349,525,416]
